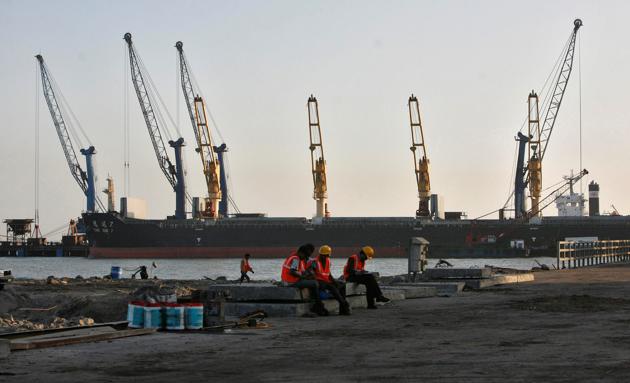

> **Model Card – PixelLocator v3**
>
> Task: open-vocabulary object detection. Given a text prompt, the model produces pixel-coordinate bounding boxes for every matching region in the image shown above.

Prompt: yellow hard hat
[361,246,375,259]
[319,245,332,256]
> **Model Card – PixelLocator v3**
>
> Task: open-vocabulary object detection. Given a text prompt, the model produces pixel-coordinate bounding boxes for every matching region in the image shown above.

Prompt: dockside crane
[175,41,222,218]
[408,95,431,218]
[307,95,329,219]
[36,55,105,213]
[514,19,582,219]
[124,33,187,219]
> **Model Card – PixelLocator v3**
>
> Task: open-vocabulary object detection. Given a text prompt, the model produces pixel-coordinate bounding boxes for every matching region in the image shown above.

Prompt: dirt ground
[3,265,630,382]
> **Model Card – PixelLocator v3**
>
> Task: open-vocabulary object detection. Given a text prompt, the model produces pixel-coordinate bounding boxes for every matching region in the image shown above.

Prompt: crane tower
[36,55,105,213]
[175,41,222,218]
[408,95,431,218]
[307,95,329,219]
[514,19,582,219]
[124,33,187,219]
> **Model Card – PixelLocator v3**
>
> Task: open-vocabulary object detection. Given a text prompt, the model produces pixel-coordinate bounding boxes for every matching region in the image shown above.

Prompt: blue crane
[36,55,104,213]
[123,33,187,219]
[514,19,582,219]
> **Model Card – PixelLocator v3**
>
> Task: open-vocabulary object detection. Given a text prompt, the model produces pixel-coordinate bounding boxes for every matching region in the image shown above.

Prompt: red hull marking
[88,246,406,259]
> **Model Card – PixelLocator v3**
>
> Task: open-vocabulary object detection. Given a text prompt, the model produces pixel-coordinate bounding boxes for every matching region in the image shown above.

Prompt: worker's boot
[339,302,351,316]
[367,298,377,309]
[376,295,390,303]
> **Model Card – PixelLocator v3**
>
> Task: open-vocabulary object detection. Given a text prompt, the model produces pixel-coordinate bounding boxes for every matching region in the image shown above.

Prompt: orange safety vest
[241,259,253,273]
[343,254,365,280]
[308,256,331,283]
[281,252,305,283]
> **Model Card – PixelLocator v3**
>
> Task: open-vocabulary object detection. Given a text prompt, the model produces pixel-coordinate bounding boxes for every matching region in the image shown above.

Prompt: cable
[35,59,40,227]
[578,33,583,194]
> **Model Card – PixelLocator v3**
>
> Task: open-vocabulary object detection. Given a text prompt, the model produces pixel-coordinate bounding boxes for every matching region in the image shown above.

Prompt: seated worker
[308,245,351,315]
[281,244,327,316]
[240,253,254,283]
[343,246,390,309]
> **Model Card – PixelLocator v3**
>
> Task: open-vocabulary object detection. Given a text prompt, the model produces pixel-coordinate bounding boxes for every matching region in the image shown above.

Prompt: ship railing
[557,240,630,269]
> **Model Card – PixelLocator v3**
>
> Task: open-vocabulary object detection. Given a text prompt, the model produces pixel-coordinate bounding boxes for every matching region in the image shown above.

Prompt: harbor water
[0,257,555,280]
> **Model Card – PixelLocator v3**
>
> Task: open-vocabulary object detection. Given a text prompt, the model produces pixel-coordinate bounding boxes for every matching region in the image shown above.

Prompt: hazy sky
[1,0,629,237]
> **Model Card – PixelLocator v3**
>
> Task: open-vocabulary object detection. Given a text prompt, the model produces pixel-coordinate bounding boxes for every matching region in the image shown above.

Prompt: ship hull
[82,213,630,259]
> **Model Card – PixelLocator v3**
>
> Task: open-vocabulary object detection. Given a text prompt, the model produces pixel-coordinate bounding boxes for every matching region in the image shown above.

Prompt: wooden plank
[12,327,116,343]
[0,321,129,340]
[10,328,156,351]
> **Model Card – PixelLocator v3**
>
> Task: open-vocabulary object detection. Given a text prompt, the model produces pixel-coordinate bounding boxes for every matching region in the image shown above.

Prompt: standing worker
[343,246,390,309]
[308,245,351,315]
[281,244,327,315]
[240,253,254,283]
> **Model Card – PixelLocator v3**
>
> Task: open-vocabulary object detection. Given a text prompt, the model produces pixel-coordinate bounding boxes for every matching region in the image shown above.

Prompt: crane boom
[539,19,582,161]
[408,95,431,218]
[307,95,329,218]
[513,19,582,219]
[124,33,187,219]
[35,55,104,213]
[175,41,222,218]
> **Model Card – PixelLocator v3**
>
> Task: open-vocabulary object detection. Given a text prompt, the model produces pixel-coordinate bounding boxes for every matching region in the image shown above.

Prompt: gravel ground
[3,265,630,382]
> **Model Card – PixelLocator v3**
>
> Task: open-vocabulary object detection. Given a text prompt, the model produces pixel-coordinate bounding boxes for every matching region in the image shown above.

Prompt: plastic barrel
[164,304,185,331]
[144,303,163,329]
[127,301,145,328]
[110,266,122,280]
[185,303,204,330]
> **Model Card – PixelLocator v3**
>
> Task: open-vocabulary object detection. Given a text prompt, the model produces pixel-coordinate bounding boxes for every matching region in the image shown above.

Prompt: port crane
[307,95,329,218]
[408,95,431,218]
[124,33,187,219]
[514,19,582,219]
[36,55,105,213]
[175,41,222,218]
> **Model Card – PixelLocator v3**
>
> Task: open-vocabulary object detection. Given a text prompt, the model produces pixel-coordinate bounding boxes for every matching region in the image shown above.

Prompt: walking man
[343,246,390,309]
[240,253,254,283]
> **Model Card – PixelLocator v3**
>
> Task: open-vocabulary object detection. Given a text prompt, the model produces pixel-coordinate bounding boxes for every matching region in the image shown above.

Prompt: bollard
[408,237,429,282]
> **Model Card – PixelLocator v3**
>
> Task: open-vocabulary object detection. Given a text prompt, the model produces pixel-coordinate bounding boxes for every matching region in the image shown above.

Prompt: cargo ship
[82,211,630,259]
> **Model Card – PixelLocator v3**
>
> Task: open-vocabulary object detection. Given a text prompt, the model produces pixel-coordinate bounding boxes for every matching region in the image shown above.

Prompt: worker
[343,246,390,309]
[131,265,149,280]
[239,253,254,283]
[281,244,327,315]
[308,245,351,315]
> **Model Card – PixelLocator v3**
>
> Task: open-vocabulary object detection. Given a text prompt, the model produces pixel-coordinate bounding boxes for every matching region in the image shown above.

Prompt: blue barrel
[164,304,185,331]
[127,301,145,328]
[185,303,204,330]
[55,248,63,257]
[110,266,122,280]
[144,304,163,329]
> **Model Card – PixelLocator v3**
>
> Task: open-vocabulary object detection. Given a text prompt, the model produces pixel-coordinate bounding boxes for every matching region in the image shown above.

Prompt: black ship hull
[82,213,630,259]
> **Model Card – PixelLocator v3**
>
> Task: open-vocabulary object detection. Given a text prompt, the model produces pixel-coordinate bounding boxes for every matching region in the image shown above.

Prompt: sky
[1,0,629,238]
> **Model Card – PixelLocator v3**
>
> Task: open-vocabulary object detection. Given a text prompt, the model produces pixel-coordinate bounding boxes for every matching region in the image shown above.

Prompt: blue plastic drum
[111,266,122,280]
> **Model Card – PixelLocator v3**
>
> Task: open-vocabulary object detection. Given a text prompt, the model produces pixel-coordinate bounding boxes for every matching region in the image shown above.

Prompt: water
[0,257,555,280]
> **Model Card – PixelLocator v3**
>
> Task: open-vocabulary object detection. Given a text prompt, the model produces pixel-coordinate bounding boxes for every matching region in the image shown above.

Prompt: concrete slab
[425,268,493,280]
[393,282,465,297]
[0,339,9,359]
[345,283,367,296]
[207,283,309,301]
[383,286,437,299]
[223,295,368,317]
[382,289,406,301]
[464,273,535,289]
